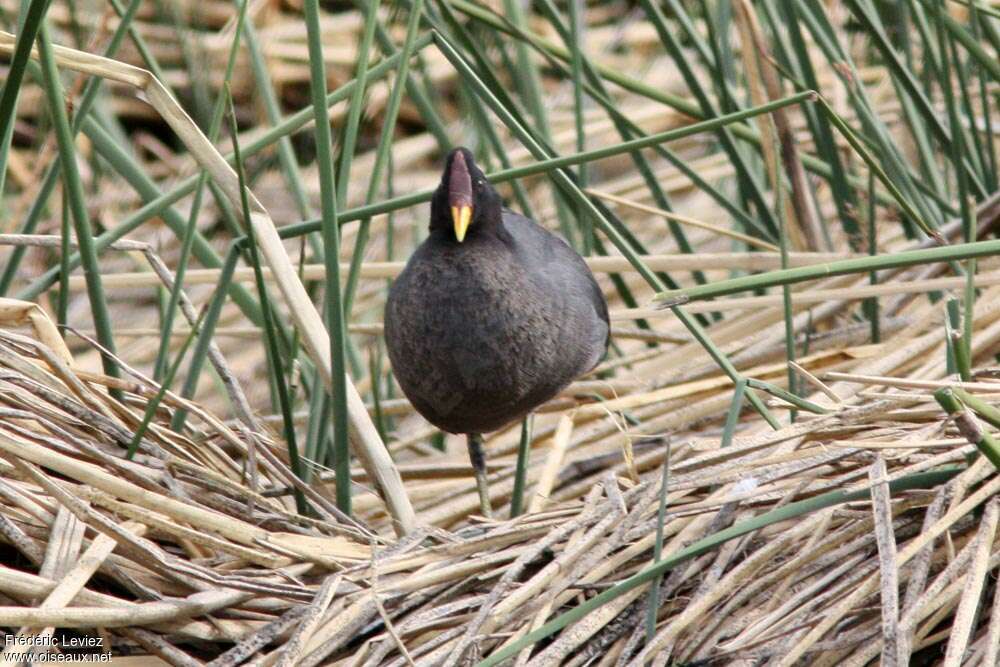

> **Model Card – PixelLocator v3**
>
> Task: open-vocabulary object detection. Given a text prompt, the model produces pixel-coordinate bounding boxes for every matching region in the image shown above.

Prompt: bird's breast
[399,251,556,366]
[388,255,559,404]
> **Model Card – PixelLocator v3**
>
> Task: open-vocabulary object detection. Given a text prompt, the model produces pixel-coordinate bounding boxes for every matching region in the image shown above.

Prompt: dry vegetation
[0,0,999,665]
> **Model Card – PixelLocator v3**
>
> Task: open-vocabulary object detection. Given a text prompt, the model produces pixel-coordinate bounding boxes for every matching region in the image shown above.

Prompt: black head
[430,148,503,242]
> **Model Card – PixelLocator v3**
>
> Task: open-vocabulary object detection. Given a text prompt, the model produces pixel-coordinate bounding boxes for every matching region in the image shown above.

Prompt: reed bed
[0,0,999,664]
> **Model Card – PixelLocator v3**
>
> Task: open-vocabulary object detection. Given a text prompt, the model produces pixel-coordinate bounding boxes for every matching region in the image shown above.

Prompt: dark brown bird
[385,148,609,516]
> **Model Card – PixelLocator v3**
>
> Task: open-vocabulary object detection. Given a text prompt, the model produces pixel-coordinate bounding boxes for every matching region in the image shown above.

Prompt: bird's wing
[502,210,610,370]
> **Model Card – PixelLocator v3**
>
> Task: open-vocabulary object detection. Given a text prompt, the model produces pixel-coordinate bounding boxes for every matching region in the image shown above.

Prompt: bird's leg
[466,433,492,518]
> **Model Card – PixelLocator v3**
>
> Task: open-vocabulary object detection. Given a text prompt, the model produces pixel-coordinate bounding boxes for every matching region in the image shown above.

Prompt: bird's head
[430,147,502,243]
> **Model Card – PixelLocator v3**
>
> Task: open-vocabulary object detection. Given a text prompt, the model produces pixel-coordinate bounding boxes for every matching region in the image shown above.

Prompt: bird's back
[385,212,608,434]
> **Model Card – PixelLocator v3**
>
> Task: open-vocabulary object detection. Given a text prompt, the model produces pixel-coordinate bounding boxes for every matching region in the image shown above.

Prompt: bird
[384,147,609,517]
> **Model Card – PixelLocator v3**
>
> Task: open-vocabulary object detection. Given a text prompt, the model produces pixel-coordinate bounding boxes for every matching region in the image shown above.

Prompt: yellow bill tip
[452,205,473,242]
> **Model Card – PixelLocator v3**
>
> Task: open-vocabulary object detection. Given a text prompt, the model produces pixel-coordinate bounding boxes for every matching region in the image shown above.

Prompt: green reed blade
[226,89,308,514]
[37,23,121,386]
[303,0,352,514]
[657,238,1000,303]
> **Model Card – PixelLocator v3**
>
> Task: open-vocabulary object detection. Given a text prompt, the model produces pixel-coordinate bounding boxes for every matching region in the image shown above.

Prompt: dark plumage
[385,147,610,515]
